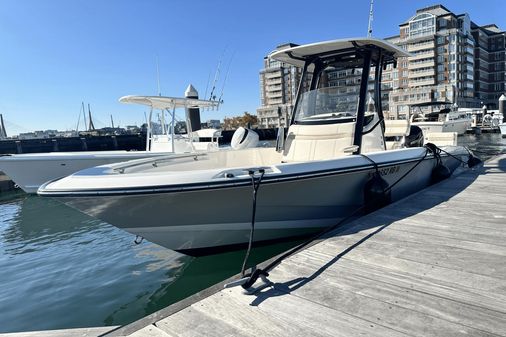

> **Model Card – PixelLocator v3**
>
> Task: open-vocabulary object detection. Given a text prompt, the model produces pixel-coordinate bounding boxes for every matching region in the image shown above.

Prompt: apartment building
[256,43,302,128]
[384,4,506,119]
[257,5,505,122]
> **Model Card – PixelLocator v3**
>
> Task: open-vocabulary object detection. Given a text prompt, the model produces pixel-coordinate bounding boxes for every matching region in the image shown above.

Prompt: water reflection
[0,195,187,332]
[1,196,104,255]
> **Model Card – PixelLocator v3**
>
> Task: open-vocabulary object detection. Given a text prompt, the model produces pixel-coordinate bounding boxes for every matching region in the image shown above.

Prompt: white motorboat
[0,87,223,193]
[410,102,472,135]
[38,38,474,256]
[499,123,506,136]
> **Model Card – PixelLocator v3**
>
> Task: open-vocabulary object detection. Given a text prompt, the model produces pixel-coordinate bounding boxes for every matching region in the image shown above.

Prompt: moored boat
[499,123,506,136]
[38,38,475,256]
[0,86,223,193]
[410,102,472,135]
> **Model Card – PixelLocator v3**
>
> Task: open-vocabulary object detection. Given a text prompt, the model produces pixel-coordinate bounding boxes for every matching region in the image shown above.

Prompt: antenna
[203,71,212,102]
[156,56,162,96]
[218,51,235,105]
[367,0,374,37]
[110,114,115,128]
[209,48,227,100]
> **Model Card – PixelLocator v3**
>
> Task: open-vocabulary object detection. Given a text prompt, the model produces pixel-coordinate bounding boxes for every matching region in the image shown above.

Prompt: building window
[409,13,436,39]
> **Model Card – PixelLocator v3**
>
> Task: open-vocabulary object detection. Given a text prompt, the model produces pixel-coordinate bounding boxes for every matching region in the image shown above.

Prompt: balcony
[407,41,435,52]
[264,72,281,80]
[409,59,435,70]
[266,78,282,85]
[410,50,435,61]
[267,85,282,91]
[408,77,435,87]
[408,69,435,79]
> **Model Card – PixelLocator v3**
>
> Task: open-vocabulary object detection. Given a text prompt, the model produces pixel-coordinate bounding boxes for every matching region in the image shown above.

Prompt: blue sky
[1,0,505,134]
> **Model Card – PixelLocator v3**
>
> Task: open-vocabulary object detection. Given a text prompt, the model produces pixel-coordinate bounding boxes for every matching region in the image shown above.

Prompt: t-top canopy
[119,95,221,110]
[269,37,412,67]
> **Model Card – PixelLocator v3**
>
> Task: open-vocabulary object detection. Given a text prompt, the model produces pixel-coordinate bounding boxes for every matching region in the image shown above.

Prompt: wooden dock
[106,154,506,337]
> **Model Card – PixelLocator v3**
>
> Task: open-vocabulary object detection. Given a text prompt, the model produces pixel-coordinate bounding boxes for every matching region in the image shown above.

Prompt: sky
[1,0,505,135]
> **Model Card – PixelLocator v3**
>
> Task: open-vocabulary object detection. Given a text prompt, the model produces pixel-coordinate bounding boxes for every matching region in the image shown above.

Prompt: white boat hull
[413,119,470,135]
[40,147,469,255]
[0,151,169,193]
[499,123,506,136]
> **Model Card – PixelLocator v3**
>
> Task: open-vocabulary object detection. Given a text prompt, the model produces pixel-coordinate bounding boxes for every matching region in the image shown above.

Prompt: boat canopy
[269,37,411,67]
[119,95,221,110]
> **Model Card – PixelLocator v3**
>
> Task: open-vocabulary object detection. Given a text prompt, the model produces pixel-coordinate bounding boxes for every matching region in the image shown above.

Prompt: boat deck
[111,154,506,337]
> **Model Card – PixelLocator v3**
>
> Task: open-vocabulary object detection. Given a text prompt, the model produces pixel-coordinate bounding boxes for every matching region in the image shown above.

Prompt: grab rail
[113,152,208,173]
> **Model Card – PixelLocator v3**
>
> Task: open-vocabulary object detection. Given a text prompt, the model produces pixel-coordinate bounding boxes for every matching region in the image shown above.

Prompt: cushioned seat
[384,119,410,150]
[282,122,355,162]
[384,119,410,137]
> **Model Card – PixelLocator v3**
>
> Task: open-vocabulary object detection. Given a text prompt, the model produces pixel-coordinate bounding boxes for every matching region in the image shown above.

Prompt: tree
[223,112,258,130]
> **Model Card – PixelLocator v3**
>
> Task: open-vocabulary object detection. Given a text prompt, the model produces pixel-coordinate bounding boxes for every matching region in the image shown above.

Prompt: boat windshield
[294,57,366,124]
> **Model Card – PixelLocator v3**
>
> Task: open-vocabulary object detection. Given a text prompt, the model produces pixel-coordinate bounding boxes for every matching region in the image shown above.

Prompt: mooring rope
[240,168,265,277]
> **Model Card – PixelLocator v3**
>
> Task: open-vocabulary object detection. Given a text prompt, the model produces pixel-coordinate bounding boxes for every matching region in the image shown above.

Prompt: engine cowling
[230,127,259,150]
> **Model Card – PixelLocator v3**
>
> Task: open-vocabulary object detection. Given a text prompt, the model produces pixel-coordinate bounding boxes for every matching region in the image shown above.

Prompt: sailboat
[39,38,474,256]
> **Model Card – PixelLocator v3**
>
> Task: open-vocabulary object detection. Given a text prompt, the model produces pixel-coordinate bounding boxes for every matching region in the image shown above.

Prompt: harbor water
[0,133,505,333]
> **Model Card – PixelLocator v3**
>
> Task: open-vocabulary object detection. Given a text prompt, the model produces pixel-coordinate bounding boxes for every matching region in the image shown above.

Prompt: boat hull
[0,151,168,193]
[413,119,470,135]
[499,123,506,136]
[47,148,467,255]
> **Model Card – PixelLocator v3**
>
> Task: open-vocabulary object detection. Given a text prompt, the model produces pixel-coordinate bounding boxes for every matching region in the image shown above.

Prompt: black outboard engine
[405,125,424,148]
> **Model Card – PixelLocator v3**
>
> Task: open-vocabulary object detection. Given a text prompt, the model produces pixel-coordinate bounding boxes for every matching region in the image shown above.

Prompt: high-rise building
[257,43,302,128]
[257,5,505,122]
[384,4,505,119]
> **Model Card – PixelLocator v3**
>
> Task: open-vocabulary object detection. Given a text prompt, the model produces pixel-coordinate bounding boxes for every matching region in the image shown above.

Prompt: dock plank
[115,155,506,337]
[269,258,503,337]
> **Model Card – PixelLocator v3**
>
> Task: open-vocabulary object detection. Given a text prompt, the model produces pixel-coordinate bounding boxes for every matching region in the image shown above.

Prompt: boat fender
[364,172,391,213]
[425,143,451,184]
[467,154,482,168]
[431,164,451,184]
[231,127,259,150]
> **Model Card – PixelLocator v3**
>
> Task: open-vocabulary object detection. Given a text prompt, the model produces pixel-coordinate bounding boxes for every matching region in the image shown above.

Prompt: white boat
[0,87,223,193]
[38,38,474,256]
[499,123,506,136]
[410,102,471,135]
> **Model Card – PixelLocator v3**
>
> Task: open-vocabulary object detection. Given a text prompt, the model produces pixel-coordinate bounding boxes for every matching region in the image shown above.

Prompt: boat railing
[113,152,208,174]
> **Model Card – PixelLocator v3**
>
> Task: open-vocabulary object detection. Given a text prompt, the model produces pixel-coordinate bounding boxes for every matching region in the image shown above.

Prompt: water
[0,195,302,332]
[0,133,504,333]
[457,132,506,161]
